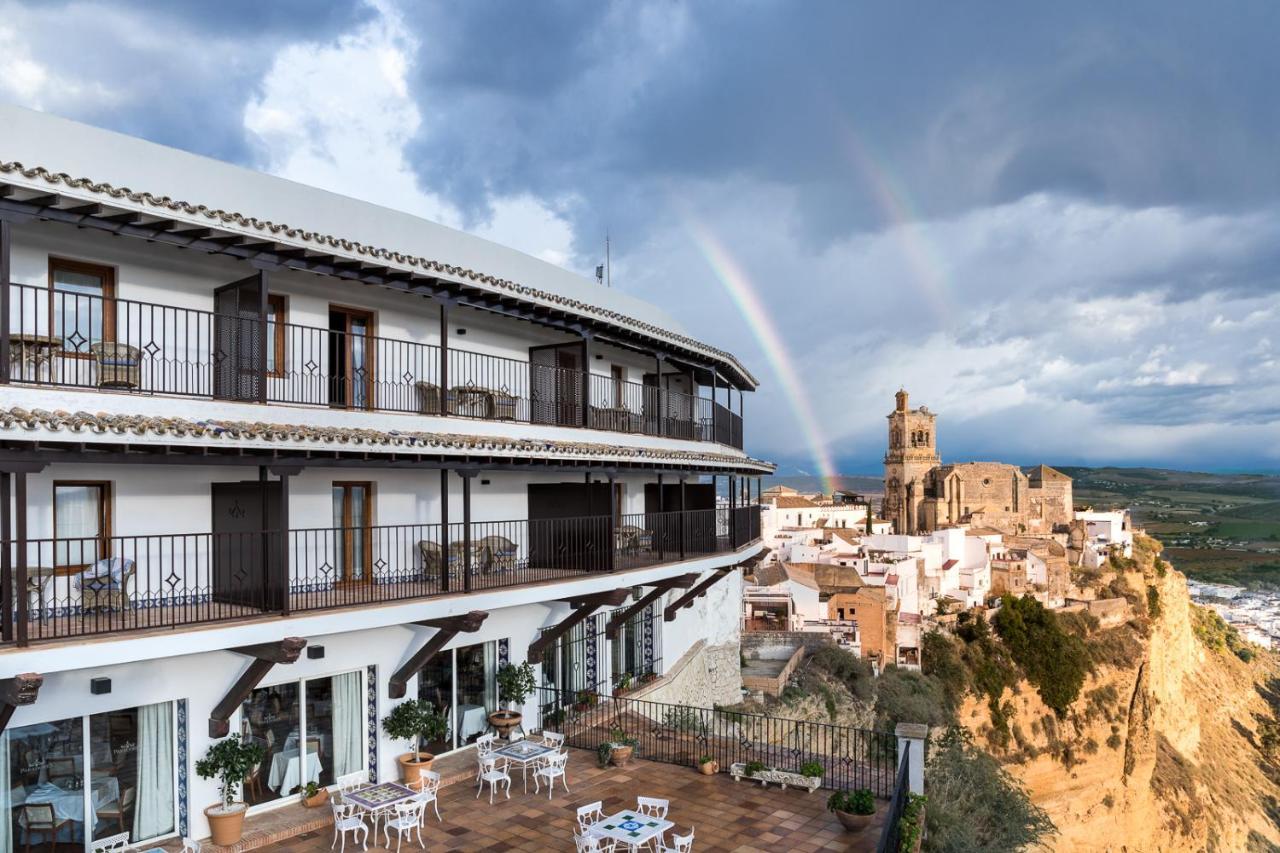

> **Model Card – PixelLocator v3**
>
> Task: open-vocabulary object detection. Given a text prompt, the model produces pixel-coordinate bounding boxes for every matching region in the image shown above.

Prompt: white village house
[0,106,769,849]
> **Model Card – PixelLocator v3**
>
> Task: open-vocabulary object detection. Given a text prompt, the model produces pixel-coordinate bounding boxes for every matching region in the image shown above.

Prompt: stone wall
[741,630,835,656]
[628,639,743,708]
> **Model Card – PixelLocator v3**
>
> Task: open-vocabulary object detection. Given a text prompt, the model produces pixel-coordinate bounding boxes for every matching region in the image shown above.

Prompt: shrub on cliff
[993,595,1091,717]
[923,727,1056,853]
[874,666,955,731]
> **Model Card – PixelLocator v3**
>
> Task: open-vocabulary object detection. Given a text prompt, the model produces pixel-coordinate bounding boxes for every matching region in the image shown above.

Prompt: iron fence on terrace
[536,686,899,798]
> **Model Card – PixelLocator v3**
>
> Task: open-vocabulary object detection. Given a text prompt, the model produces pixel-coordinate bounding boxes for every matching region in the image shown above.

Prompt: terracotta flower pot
[698,761,719,776]
[302,787,330,808]
[398,752,435,784]
[835,809,875,832]
[610,744,634,767]
[488,710,523,739]
[205,802,247,846]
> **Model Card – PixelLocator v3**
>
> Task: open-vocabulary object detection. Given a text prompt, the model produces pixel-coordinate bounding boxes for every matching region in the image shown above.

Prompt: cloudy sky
[3,1,1279,474]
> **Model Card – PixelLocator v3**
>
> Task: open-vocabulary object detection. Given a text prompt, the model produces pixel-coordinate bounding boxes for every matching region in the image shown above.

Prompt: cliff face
[963,568,1280,852]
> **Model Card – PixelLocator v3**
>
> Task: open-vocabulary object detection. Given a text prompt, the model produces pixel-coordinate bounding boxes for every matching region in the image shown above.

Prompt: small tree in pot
[381,699,448,784]
[490,661,536,738]
[195,734,266,846]
[828,788,877,832]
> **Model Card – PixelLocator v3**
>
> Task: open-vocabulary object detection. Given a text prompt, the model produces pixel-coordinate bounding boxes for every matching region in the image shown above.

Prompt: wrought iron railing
[536,687,898,797]
[3,282,746,448]
[1,505,761,645]
[875,748,913,853]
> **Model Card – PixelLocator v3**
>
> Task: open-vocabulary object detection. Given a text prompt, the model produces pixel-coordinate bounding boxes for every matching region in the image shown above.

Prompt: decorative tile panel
[366,665,378,783]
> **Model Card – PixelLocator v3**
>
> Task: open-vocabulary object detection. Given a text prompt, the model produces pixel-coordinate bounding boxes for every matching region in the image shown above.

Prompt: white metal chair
[533,751,570,799]
[412,769,443,821]
[476,755,512,803]
[657,828,695,853]
[637,796,670,819]
[330,801,369,851]
[577,800,605,833]
[90,832,131,853]
[542,730,566,751]
[508,731,525,743]
[182,839,202,853]
[576,832,618,852]
[337,771,367,796]
[382,799,428,851]
[475,733,497,781]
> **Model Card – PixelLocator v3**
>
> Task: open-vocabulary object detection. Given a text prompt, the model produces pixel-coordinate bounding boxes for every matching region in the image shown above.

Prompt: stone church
[883,390,1073,535]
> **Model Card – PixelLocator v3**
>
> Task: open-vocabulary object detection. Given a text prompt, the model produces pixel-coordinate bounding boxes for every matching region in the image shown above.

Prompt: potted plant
[606,726,638,767]
[828,788,877,832]
[573,688,599,712]
[597,742,614,768]
[491,661,536,738]
[300,780,329,808]
[697,755,719,775]
[799,761,825,785]
[614,671,633,693]
[194,733,265,846]
[381,699,448,784]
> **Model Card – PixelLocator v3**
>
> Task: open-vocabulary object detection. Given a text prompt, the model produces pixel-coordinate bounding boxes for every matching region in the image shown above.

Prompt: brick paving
[248,748,882,852]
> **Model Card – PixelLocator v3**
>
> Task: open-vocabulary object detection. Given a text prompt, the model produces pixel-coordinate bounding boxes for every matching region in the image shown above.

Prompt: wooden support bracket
[528,588,631,660]
[388,610,489,699]
[664,568,736,622]
[605,574,699,640]
[0,672,41,734]
[208,637,307,737]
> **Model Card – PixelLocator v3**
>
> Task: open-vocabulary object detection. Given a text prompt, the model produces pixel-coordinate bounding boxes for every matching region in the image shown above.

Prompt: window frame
[47,256,117,359]
[332,481,374,584]
[52,479,112,576]
[265,293,288,378]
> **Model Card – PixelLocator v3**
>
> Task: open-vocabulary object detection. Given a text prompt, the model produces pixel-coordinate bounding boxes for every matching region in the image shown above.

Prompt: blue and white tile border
[177,698,189,837]
[366,665,378,783]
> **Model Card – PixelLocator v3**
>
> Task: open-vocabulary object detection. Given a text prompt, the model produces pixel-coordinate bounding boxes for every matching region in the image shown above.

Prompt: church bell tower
[883,389,940,534]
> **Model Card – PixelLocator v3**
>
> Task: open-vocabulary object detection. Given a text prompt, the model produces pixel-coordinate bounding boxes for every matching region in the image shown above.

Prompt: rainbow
[681,216,840,495]
[833,114,950,318]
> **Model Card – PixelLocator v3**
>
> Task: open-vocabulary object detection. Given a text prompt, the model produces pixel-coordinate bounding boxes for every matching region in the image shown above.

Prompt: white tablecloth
[283,732,330,757]
[16,776,119,828]
[267,749,322,794]
[457,705,488,741]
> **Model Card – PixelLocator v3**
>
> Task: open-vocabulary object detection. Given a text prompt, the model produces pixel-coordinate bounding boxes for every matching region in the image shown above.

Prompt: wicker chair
[475,535,518,572]
[90,342,142,389]
[75,557,137,611]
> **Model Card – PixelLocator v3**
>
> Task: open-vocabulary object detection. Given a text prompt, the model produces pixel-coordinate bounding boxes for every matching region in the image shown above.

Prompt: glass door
[89,703,175,846]
[239,683,301,807]
[332,482,373,583]
[454,643,496,748]
[327,307,374,410]
[417,654,453,754]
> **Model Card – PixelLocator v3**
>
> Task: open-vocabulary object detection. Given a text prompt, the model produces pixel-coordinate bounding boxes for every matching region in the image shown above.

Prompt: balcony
[2,505,762,645]
[2,282,746,448]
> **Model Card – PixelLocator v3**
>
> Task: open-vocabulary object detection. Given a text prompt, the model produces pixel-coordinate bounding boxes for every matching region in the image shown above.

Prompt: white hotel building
[0,106,769,849]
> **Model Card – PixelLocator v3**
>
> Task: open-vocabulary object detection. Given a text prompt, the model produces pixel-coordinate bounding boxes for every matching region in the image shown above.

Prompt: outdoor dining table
[343,780,417,824]
[587,810,674,852]
[490,740,557,793]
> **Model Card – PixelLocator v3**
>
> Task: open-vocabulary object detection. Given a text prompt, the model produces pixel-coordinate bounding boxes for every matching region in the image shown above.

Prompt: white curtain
[331,672,363,779]
[131,702,174,843]
[1,731,11,853]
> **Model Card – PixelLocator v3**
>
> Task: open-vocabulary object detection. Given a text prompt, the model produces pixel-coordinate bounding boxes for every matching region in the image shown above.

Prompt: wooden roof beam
[527,588,631,660]
[606,573,699,640]
[209,637,307,737]
[388,610,489,699]
[0,673,42,735]
[663,567,737,622]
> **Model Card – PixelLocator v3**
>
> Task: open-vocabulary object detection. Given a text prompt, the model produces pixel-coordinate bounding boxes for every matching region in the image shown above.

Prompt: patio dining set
[574,797,695,853]
[329,768,443,852]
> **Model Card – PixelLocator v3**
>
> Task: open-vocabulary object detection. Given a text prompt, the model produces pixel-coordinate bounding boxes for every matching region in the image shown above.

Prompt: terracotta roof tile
[0,407,775,471]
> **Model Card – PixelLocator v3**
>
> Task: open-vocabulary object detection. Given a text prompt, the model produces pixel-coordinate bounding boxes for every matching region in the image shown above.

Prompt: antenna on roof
[605,231,611,288]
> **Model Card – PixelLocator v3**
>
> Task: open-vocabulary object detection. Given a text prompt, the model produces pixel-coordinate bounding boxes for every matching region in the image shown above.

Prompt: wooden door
[211,481,283,609]
[332,482,373,583]
[213,273,267,402]
[328,307,375,409]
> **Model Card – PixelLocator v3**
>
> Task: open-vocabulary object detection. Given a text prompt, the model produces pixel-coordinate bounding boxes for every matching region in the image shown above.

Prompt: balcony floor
[194,747,882,853]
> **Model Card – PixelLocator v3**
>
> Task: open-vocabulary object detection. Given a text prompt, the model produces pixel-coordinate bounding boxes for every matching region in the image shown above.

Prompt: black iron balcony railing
[2,282,746,448]
[0,505,761,645]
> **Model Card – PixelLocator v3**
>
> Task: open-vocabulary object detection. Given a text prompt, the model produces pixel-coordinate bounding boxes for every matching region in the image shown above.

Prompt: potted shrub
[381,699,448,784]
[697,755,719,776]
[614,671,633,693]
[799,761,825,786]
[195,734,265,846]
[490,661,536,738]
[573,688,599,712]
[300,780,329,808]
[606,726,638,767]
[828,788,877,832]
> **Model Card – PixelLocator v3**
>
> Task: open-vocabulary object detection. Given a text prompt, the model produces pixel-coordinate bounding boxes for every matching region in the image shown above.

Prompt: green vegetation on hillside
[993,595,1092,717]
